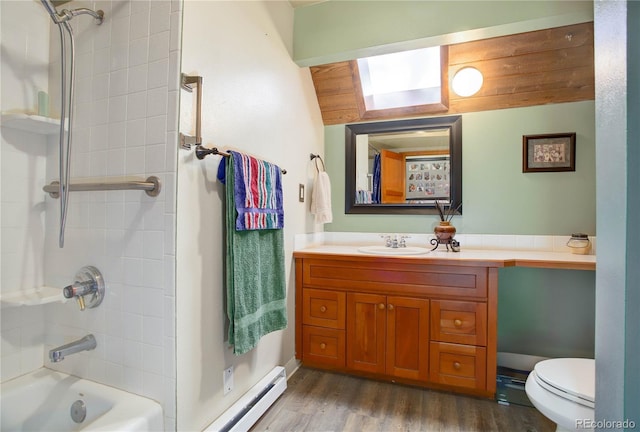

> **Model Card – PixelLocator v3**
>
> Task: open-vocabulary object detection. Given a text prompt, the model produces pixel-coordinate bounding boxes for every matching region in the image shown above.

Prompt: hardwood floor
[251,367,554,432]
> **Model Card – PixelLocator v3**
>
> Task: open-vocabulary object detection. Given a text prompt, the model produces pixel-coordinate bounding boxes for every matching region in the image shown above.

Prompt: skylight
[357,47,442,111]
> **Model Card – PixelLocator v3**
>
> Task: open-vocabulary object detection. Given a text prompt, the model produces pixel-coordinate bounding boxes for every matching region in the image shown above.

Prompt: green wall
[594,0,640,422]
[293,1,593,66]
[498,268,595,358]
[625,1,640,420]
[325,101,596,236]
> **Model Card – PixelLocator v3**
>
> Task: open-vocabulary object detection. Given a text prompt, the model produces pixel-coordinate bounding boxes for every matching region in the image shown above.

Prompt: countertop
[293,244,596,271]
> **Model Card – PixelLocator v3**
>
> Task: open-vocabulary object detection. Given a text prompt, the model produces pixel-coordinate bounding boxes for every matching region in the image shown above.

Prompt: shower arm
[57,8,104,25]
[40,0,104,25]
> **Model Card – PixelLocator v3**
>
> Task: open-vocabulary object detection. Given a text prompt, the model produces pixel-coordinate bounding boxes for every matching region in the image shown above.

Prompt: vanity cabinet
[294,254,499,398]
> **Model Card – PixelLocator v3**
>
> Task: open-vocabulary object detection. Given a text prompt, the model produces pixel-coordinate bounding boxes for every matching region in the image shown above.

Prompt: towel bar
[179,73,202,150]
[196,146,287,174]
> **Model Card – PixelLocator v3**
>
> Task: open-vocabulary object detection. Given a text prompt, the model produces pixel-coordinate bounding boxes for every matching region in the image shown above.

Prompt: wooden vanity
[294,246,595,398]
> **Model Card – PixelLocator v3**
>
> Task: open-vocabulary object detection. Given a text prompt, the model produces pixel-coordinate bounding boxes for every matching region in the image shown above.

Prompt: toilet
[525,358,595,432]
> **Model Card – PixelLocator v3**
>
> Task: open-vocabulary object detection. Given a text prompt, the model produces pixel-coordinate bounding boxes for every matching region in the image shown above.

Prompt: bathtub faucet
[49,334,96,362]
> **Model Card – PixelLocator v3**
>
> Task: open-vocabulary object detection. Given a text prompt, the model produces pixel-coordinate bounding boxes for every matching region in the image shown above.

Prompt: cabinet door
[386,296,429,381]
[346,292,386,374]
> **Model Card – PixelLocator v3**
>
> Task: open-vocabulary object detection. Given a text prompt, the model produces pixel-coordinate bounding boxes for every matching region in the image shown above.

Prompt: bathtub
[1,368,163,431]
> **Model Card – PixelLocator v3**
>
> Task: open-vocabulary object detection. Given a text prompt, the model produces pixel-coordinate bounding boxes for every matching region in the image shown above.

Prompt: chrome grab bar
[43,176,161,198]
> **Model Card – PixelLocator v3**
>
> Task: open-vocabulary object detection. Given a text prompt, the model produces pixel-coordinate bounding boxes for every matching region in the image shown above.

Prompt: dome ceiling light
[451,67,483,97]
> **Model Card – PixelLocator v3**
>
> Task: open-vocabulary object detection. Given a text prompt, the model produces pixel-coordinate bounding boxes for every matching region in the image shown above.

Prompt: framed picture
[522,133,576,173]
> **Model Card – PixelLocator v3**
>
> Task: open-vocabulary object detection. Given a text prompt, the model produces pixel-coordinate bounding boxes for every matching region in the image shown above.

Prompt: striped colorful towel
[228,150,284,231]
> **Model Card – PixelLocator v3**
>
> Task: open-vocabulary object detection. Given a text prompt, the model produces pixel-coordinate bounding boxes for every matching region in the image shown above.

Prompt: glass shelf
[0,286,67,307]
[1,113,64,135]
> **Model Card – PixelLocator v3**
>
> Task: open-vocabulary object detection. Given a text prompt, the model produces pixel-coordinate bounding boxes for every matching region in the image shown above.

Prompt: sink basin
[357,245,430,255]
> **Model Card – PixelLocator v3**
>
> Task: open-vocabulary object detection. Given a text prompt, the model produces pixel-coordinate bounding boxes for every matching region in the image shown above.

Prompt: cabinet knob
[453,361,461,370]
[320,305,327,313]
[454,319,462,327]
[388,304,394,311]
[378,303,386,310]
[320,342,326,350]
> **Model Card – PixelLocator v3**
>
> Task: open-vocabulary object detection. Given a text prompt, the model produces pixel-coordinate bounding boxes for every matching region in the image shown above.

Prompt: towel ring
[310,153,325,172]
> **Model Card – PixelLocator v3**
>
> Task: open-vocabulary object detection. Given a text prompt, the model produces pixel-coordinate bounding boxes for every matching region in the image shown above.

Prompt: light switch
[299,184,305,202]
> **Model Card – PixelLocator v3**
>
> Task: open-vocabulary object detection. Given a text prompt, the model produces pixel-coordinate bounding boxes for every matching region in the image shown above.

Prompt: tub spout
[49,334,96,362]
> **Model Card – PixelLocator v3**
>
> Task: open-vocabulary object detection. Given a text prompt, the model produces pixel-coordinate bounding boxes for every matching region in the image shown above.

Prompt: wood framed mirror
[345,115,462,215]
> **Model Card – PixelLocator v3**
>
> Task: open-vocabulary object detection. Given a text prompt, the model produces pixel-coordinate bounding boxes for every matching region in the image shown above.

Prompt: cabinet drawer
[429,342,486,390]
[302,325,345,368]
[431,300,487,346]
[303,259,487,298]
[303,289,345,329]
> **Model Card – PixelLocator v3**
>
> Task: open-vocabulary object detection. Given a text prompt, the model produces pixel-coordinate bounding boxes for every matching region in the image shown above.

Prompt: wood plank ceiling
[310,22,594,125]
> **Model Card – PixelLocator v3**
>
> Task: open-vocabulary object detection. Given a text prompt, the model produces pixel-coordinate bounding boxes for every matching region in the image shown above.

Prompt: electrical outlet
[223,366,234,395]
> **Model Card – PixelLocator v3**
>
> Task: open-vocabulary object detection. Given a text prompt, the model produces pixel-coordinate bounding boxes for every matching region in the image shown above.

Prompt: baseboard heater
[204,366,287,432]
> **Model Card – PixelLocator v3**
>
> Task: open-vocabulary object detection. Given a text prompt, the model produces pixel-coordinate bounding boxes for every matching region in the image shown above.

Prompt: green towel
[225,155,287,355]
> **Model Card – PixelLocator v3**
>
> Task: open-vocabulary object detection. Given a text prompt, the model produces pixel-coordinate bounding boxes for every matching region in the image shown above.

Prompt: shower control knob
[63,280,95,298]
[63,266,105,311]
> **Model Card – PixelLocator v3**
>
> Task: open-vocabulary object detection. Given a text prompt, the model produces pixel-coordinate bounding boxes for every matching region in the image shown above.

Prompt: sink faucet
[381,234,409,248]
[49,334,96,362]
[381,234,396,248]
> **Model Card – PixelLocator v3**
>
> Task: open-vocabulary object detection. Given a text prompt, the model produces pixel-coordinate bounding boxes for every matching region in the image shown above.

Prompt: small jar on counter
[567,233,591,255]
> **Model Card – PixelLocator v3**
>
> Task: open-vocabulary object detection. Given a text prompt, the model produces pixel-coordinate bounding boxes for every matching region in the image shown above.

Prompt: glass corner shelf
[0,286,67,307]
[1,113,64,135]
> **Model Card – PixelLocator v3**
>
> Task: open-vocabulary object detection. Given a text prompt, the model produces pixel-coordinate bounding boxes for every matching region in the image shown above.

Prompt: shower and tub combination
[0,266,163,430]
[0,2,164,430]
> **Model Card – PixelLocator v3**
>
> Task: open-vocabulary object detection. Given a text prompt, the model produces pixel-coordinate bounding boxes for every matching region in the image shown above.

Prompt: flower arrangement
[435,200,462,222]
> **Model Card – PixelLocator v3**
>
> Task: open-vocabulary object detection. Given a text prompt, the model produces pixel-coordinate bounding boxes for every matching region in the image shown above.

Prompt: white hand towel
[311,171,333,224]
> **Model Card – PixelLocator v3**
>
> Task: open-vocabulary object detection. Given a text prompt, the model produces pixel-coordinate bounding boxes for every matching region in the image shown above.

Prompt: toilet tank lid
[534,358,595,404]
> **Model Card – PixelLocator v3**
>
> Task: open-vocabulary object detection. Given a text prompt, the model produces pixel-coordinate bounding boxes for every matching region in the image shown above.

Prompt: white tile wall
[0,0,52,383]
[1,1,180,430]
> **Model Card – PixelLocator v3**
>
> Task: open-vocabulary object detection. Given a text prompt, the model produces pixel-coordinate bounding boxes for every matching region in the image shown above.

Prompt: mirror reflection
[345,116,462,215]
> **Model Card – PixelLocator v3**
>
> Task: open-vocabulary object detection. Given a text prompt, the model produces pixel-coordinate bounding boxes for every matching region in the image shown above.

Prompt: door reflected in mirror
[346,116,462,215]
